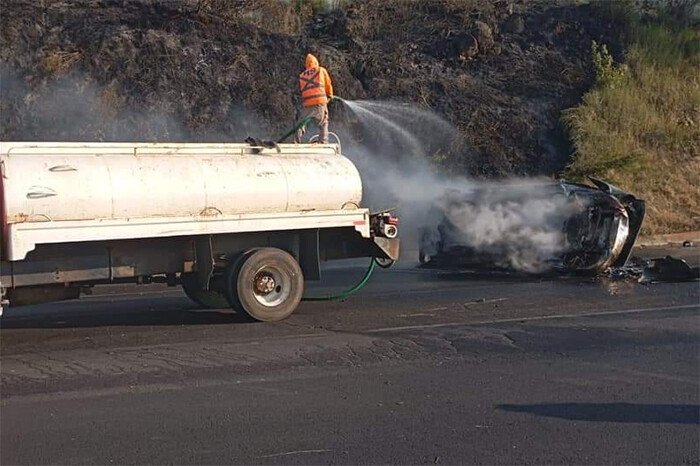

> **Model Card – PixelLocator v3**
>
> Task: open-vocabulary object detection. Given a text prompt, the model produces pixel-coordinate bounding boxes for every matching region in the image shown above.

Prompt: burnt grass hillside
[0,0,625,178]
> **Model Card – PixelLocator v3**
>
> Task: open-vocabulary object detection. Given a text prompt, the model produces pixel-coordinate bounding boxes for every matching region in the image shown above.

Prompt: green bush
[591,40,628,87]
[563,18,700,234]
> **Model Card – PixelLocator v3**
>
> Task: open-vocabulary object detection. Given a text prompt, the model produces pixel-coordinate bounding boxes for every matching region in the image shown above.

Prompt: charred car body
[419,178,645,273]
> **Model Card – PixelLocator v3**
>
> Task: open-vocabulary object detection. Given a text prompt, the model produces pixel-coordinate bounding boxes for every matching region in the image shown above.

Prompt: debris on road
[641,256,700,283]
[601,254,699,284]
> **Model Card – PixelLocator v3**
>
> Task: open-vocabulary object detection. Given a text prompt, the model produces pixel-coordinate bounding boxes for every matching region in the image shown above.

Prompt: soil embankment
[0,0,624,177]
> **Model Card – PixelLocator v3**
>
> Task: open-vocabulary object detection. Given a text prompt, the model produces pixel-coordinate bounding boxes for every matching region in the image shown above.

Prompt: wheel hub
[250,266,291,308]
[254,273,276,294]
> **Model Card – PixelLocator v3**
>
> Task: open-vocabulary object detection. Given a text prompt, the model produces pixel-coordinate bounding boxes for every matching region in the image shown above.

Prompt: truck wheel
[419,248,430,264]
[181,281,229,309]
[224,248,304,322]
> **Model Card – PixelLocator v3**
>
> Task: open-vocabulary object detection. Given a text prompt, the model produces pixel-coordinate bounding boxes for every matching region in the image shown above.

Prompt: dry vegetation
[1,0,625,177]
[564,7,700,234]
[43,50,82,75]
[3,0,696,234]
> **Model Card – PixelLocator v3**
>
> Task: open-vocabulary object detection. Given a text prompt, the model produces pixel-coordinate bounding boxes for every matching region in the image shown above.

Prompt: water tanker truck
[0,142,399,321]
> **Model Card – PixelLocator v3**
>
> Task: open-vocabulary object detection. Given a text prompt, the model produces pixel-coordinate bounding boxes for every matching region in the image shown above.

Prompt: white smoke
[0,64,270,143]
[336,99,581,272]
[432,182,583,272]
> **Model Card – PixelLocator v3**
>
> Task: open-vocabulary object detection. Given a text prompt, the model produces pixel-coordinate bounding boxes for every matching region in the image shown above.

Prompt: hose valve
[372,212,399,238]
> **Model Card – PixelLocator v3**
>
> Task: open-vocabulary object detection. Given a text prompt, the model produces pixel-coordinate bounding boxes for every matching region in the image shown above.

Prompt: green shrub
[591,40,628,87]
[564,18,700,235]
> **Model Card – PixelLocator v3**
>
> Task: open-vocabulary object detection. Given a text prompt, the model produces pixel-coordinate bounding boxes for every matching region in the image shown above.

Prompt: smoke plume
[0,62,580,272]
[0,64,270,142]
[335,99,580,272]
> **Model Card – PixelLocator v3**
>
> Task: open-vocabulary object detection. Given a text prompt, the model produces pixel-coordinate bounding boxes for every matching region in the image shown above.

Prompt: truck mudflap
[373,237,400,262]
[369,211,400,262]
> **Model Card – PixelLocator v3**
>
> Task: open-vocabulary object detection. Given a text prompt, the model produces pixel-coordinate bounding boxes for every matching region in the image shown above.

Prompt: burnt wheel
[224,248,304,322]
[418,248,430,264]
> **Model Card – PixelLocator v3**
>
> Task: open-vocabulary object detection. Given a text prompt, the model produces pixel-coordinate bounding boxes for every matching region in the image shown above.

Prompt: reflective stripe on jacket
[299,68,328,106]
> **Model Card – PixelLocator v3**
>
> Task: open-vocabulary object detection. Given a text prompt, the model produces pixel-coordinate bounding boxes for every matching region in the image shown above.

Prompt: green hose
[302,257,376,301]
[277,115,314,143]
[276,96,344,143]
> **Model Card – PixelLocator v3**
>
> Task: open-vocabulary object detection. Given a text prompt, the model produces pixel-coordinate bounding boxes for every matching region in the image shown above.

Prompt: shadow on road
[497,402,700,424]
[431,268,609,285]
[427,266,568,281]
[0,299,255,329]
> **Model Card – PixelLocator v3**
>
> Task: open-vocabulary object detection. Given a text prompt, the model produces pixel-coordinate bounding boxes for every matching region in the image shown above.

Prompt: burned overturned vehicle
[419,178,645,273]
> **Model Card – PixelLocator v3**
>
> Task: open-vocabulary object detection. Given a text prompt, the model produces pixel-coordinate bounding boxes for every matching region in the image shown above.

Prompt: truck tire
[224,248,304,322]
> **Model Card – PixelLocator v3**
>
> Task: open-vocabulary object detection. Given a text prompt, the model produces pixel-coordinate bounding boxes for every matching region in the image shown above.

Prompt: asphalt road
[1,247,699,465]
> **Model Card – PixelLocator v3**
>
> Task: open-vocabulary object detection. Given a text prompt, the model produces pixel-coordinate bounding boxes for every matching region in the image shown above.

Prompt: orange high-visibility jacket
[299,54,334,107]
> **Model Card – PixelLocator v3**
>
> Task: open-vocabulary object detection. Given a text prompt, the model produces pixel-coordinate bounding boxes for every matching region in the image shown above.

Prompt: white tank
[0,142,363,224]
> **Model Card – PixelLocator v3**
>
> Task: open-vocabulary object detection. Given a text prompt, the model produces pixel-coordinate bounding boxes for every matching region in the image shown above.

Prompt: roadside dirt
[0,0,624,177]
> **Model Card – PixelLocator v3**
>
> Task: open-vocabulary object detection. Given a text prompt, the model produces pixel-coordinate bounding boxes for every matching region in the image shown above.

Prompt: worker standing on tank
[295,54,334,144]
